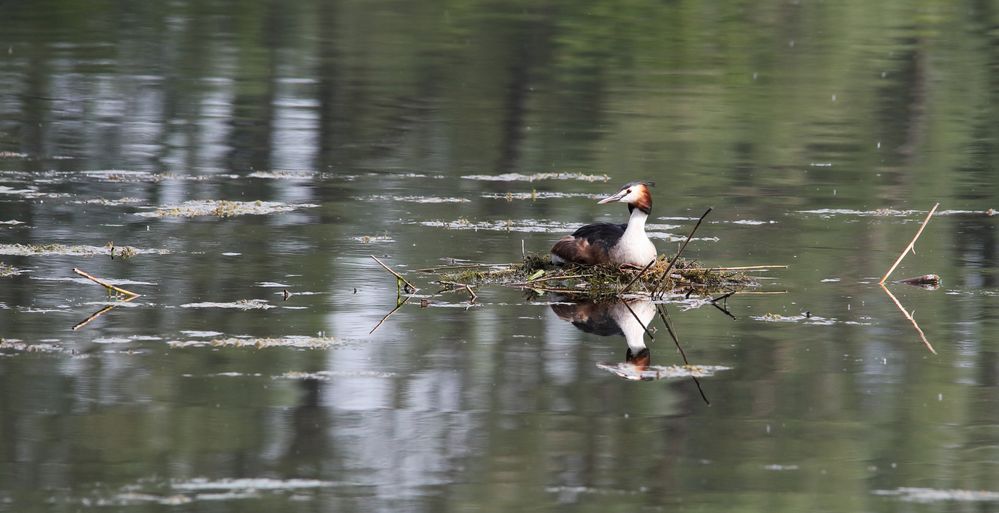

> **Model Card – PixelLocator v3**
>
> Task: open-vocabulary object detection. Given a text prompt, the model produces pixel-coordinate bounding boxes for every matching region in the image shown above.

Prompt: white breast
[610,209,657,266]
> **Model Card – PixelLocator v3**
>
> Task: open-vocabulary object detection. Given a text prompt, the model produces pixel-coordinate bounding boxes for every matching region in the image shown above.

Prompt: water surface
[1,1,998,511]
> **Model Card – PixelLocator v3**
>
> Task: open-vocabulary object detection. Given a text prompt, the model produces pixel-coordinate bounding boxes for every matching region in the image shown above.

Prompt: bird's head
[597,181,654,214]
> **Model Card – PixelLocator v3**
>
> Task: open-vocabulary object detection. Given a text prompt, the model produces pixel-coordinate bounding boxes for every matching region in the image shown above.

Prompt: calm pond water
[2,1,999,511]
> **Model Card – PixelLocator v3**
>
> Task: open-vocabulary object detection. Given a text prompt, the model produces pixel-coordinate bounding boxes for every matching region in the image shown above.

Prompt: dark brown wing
[550,222,626,265]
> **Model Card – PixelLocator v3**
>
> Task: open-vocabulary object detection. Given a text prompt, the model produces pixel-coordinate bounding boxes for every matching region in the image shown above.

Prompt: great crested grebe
[551,181,658,266]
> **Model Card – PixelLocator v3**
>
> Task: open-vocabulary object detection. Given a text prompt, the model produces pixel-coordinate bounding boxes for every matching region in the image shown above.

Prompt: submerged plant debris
[429,254,755,298]
[136,200,319,218]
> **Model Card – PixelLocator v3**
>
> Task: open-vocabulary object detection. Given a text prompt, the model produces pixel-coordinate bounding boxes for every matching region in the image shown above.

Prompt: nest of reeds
[430,254,755,299]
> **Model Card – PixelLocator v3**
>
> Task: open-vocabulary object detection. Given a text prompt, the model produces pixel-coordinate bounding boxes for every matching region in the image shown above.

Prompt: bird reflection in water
[551,299,665,381]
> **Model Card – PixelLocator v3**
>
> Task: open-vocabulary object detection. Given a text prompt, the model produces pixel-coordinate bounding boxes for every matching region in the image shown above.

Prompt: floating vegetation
[352,234,396,243]
[70,197,145,206]
[0,185,70,199]
[800,207,996,218]
[0,243,170,257]
[179,299,275,310]
[360,194,470,203]
[751,313,870,326]
[729,219,777,225]
[168,336,341,349]
[137,200,319,218]
[0,262,20,278]
[247,170,316,179]
[276,369,398,380]
[171,478,335,492]
[482,191,601,201]
[87,477,336,507]
[873,488,999,503]
[415,218,577,233]
[596,363,730,381]
[427,254,762,299]
[462,172,610,182]
[0,339,69,354]
[81,170,241,182]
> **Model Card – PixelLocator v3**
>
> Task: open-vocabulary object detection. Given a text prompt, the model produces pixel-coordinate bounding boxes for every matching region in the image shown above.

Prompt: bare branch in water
[73,268,140,298]
[880,203,939,285]
[370,255,419,293]
[653,207,712,298]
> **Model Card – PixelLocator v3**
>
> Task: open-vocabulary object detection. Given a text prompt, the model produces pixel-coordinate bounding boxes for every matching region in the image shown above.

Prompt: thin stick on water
[653,207,712,297]
[655,304,710,405]
[880,284,936,355]
[370,255,419,293]
[879,203,939,285]
[73,268,140,297]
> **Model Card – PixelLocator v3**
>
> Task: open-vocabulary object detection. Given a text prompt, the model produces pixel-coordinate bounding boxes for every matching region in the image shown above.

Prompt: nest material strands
[434,254,758,298]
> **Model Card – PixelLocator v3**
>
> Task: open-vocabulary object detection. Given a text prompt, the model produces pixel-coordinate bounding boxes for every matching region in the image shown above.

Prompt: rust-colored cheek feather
[632,188,652,214]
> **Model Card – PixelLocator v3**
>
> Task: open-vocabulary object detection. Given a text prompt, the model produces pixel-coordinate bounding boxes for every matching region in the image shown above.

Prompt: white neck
[625,208,648,234]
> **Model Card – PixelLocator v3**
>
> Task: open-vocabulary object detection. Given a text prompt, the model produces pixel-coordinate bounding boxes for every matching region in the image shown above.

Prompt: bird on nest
[550,181,658,267]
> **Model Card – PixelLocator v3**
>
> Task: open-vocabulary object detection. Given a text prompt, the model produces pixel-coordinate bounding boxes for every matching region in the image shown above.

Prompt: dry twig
[880,203,939,285]
[370,255,418,293]
[73,268,140,298]
[653,207,712,297]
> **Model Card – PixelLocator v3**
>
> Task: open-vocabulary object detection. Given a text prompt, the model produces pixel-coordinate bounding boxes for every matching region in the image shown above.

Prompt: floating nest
[427,254,758,298]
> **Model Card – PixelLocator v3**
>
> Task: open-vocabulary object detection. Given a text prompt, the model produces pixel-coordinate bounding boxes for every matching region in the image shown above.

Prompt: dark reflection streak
[880,284,936,355]
[225,2,280,171]
[281,378,329,475]
[496,53,529,172]
[709,291,737,320]
[655,304,710,405]
[71,296,137,331]
[369,295,411,335]
[21,37,48,164]
[314,0,342,170]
